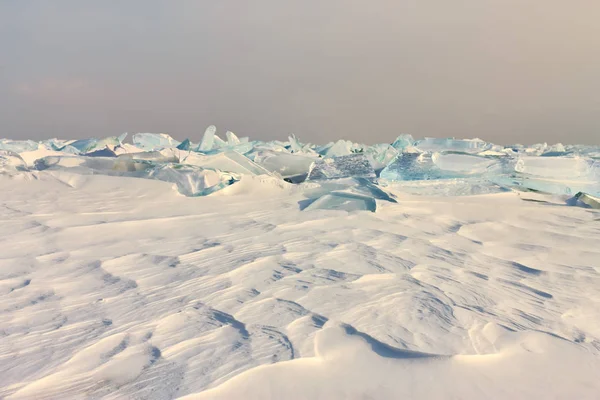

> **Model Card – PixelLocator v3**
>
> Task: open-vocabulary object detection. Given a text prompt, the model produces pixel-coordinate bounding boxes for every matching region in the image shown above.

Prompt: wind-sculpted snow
[0,170,599,399]
[1,128,600,398]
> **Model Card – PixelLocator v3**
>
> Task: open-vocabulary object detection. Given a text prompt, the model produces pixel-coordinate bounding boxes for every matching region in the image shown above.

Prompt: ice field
[1,129,600,399]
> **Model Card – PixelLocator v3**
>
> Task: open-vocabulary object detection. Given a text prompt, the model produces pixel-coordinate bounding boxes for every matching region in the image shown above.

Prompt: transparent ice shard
[212,134,227,148]
[0,139,39,153]
[147,164,238,196]
[197,125,217,152]
[391,134,415,151]
[364,144,399,171]
[288,134,304,153]
[132,133,180,151]
[182,151,271,176]
[307,154,375,181]
[431,153,501,174]
[287,134,317,155]
[414,138,491,154]
[226,131,241,145]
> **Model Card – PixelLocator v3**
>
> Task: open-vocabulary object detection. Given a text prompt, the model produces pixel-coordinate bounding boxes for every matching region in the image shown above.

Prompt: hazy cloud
[1,1,599,144]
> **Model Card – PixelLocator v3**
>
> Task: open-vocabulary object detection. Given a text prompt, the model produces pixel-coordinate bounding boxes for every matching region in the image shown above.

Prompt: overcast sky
[1,1,599,145]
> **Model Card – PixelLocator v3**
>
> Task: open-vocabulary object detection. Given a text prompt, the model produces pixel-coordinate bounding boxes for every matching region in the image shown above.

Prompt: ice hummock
[34,155,239,196]
[2,126,600,200]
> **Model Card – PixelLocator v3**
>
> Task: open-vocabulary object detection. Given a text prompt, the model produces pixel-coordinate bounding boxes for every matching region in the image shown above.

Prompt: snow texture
[1,127,600,399]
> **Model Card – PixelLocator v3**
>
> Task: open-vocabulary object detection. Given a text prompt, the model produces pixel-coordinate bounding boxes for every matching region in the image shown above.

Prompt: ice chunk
[301,177,397,203]
[490,174,600,197]
[364,144,399,171]
[380,152,500,181]
[182,151,271,176]
[117,148,181,163]
[288,134,304,153]
[432,153,500,174]
[34,155,237,196]
[226,131,241,145]
[253,152,315,179]
[0,139,39,153]
[570,192,600,209]
[113,143,144,155]
[147,164,238,196]
[85,146,118,157]
[287,134,316,155]
[319,140,354,157]
[0,150,28,172]
[40,138,70,151]
[197,125,217,152]
[35,155,118,173]
[132,133,180,151]
[383,178,509,196]
[307,154,375,181]
[177,139,191,151]
[68,133,127,154]
[514,156,598,180]
[414,138,491,154]
[391,134,415,151]
[212,134,227,148]
[304,191,377,212]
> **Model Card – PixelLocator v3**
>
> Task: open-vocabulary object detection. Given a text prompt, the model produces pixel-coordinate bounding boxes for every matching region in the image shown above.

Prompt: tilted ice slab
[491,156,600,196]
[570,192,600,209]
[182,151,272,176]
[380,152,502,182]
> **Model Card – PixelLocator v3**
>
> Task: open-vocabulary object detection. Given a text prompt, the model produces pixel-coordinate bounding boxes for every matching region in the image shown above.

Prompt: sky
[1,1,599,145]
